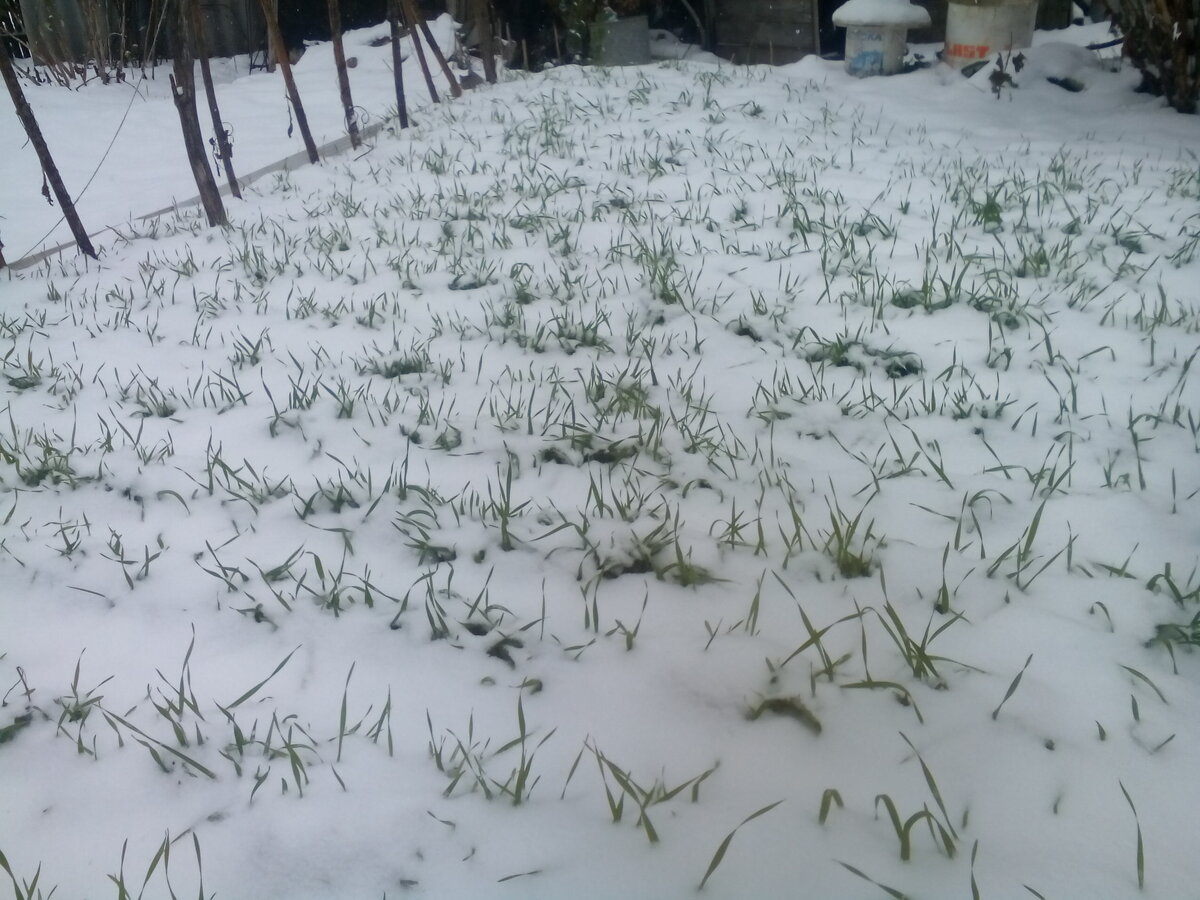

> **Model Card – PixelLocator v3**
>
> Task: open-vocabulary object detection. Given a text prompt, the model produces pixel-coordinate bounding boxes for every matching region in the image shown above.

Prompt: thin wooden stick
[327,0,361,148]
[168,0,226,226]
[0,39,97,259]
[475,0,497,83]
[397,0,439,103]
[386,0,410,127]
[189,0,241,198]
[399,0,462,98]
[257,0,320,163]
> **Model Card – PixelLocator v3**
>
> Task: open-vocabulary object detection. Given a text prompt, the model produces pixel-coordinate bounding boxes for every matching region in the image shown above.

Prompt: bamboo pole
[0,39,97,259]
[396,0,439,103]
[188,0,241,198]
[399,0,462,98]
[386,0,410,127]
[168,0,226,227]
[474,0,497,83]
[327,0,361,148]
[257,0,320,164]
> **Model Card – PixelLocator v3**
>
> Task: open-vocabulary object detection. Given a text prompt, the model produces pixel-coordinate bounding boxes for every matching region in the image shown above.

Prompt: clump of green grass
[823,496,877,578]
[427,695,554,805]
[0,846,54,900]
[361,352,428,379]
[562,741,717,845]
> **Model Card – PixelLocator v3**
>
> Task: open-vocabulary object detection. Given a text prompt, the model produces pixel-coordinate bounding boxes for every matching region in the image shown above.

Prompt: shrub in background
[1121,0,1199,113]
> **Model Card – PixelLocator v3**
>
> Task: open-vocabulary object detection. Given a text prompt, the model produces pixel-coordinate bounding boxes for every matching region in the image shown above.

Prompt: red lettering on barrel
[947,43,990,59]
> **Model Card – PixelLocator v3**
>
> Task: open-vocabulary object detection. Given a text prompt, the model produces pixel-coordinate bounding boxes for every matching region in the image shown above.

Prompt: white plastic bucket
[844,24,908,77]
[944,0,1038,68]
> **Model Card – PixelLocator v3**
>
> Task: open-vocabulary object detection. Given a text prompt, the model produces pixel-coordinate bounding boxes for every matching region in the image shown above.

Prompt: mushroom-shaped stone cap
[832,0,932,27]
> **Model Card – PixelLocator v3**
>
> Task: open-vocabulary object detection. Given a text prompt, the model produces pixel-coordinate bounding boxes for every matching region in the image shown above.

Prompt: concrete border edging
[8,116,392,272]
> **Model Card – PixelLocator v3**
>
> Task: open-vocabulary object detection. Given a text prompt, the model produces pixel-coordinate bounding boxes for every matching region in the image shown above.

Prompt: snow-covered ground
[2,16,1199,899]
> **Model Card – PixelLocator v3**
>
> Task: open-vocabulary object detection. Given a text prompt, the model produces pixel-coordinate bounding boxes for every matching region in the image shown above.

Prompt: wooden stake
[257,0,320,164]
[676,0,707,49]
[188,0,241,198]
[327,0,361,148]
[0,39,97,259]
[397,0,440,103]
[143,0,170,70]
[474,0,497,84]
[386,0,410,127]
[168,0,226,226]
[399,0,462,98]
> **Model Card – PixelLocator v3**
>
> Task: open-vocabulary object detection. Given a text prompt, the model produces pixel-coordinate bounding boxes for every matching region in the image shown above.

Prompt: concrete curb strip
[8,117,392,272]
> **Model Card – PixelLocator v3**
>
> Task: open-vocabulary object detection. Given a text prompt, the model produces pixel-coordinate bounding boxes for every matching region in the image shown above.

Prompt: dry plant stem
[81,0,111,81]
[258,0,320,164]
[189,0,241,198]
[387,0,410,127]
[327,0,361,148]
[142,0,170,69]
[400,0,461,98]
[0,39,97,259]
[113,0,130,67]
[397,0,439,103]
[168,0,226,226]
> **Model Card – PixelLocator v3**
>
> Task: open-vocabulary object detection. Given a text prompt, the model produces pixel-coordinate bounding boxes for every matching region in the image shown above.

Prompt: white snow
[833,0,932,28]
[649,28,724,64]
[2,17,1199,900]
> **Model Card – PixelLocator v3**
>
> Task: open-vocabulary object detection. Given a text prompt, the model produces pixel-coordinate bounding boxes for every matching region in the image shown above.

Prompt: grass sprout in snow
[1,20,1199,899]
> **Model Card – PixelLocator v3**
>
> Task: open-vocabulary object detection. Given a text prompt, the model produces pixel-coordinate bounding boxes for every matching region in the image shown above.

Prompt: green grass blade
[992,654,1033,720]
[819,788,844,824]
[836,861,910,899]
[497,869,542,883]
[698,800,784,890]
[900,732,957,839]
[560,744,587,800]
[337,662,354,764]
[1119,781,1145,890]
[225,647,300,710]
[1119,665,1167,704]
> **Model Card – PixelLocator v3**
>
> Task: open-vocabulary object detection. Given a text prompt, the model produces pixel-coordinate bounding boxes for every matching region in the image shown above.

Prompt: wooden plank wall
[15,0,261,66]
[713,0,820,64]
